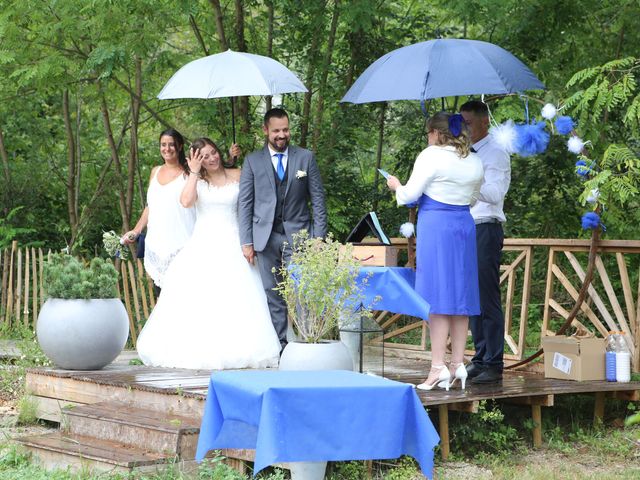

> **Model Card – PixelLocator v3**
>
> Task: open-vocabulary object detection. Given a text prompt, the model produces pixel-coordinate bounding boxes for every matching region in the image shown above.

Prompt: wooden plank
[5,240,16,326]
[499,249,526,284]
[33,395,85,423]
[383,321,422,340]
[127,260,142,341]
[595,256,634,356]
[504,394,554,407]
[120,262,136,347]
[31,247,38,325]
[616,253,636,335]
[380,312,401,330]
[541,248,556,335]
[15,246,22,325]
[25,372,206,419]
[135,259,150,320]
[550,264,609,336]
[24,247,30,326]
[594,391,605,426]
[438,404,449,460]
[504,270,515,336]
[517,247,533,360]
[531,404,542,447]
[39,249,45,308]
[0,248,6,318]
[548,298,601,337]
[447,401,479,413]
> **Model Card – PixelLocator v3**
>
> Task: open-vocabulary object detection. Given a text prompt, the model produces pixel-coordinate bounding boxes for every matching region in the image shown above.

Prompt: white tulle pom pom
[568,136,585,154]
[490,120,517,154]
[400,222,415,238]
[541,103,557,120]
[586,188,600,204]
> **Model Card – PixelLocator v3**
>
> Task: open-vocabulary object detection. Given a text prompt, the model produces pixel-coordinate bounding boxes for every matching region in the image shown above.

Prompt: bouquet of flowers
[102,230,131,261]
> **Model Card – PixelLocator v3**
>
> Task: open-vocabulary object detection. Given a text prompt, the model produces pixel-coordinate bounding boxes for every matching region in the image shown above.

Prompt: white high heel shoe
[439,363,468,390]
[416,365,451,391]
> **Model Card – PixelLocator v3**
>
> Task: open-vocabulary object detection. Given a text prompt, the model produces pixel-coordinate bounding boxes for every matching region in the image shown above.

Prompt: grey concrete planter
[37,298,129,370]
[279,340,354,371]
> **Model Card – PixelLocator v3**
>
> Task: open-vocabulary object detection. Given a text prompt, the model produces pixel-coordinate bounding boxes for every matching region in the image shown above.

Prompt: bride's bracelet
[189,170,200,176]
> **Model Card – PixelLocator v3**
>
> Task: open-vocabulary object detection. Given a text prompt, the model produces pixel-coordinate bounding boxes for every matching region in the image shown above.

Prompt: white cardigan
[396,145,484,206]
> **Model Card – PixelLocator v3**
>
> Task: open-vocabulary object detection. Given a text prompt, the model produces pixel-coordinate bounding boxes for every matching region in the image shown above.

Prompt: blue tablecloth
[358,267,430,320]
[195,370,439,478]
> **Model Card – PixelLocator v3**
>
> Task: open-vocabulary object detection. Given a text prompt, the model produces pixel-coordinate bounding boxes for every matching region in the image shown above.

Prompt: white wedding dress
[136,181,281,369]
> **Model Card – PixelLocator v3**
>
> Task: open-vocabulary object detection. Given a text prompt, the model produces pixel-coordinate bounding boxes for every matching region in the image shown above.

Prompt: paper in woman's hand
[378,168,391,179]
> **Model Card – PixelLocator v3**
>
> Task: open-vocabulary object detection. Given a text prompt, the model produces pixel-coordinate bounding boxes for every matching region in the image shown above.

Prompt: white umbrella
[158,49,308,141]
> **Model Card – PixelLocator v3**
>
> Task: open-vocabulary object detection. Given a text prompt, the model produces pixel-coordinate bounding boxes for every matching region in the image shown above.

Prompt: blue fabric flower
[448,114,464,137]
[555,116,574,135]
[575,160,591,178]
[581,212,602,230]
[515,121,550,157]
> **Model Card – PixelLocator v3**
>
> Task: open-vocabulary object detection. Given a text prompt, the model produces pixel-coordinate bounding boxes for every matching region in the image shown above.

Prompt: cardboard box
[344,244,399,267]
[542,336,605,381]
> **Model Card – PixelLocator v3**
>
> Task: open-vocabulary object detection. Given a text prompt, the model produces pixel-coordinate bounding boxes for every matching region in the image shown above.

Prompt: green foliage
[275,231,373,343]
[43,254,119,299]
[16,395,38,425]
[449,401,522,455]
[0,207,36,249]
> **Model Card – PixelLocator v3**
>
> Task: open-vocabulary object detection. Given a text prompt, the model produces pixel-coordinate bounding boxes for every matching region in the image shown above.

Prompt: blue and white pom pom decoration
[568,136,585,154]
[490,120,518,154]
[541,103,558,120]
[581,212,603,231]
[555,116,574,135]
[586,188,600,204]
[400,222,415,238]
[515,121,550,157]
[575,160,592,178]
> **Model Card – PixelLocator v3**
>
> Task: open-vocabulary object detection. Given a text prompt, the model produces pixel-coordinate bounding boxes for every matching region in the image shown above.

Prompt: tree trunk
[265,0,274,111]
[189,14,210,55]
[209,0,229,50]
[98,83,130,232]
[62,89,79,248]
[372,102,387,212]
[0,128,11,216]
[312,0,340,151]
[234,0,250,134]
[299,3,327,148]
[127,56,142,226]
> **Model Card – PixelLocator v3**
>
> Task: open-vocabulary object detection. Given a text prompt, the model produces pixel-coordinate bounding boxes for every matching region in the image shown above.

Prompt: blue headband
[448,114,464,137]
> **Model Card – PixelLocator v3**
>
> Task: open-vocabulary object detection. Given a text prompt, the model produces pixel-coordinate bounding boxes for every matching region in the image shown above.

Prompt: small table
[195,370,439,478]
[358,267,430,320]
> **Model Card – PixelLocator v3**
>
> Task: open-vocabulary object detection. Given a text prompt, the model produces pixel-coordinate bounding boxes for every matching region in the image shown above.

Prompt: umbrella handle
[230,97,237,164]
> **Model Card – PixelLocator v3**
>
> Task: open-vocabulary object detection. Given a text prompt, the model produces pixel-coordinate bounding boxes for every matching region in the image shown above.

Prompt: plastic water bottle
[605,332,617,382]
[616,332,631,383]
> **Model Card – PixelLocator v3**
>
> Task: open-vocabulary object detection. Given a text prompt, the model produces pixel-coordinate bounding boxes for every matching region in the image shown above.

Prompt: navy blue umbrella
[341,39,544,104]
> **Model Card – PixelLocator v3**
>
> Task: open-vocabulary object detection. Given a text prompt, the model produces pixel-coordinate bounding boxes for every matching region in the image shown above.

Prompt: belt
[474,217,501,225]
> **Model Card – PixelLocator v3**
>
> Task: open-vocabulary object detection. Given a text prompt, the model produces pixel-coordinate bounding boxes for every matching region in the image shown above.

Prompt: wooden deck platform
[23,352,640,463]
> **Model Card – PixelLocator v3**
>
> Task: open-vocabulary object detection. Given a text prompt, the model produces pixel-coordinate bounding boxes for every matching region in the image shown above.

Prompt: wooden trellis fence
[0,241,156,346]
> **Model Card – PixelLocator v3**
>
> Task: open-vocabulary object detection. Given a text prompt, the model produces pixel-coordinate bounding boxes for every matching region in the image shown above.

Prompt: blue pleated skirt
[415,195,480,317]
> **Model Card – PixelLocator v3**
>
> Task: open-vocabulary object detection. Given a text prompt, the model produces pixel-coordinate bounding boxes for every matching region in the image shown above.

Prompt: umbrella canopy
[158,49,307,100]
[341,39,544,104]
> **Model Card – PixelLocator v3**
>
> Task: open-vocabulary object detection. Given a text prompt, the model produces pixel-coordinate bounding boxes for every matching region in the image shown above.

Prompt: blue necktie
[275,153,285,181]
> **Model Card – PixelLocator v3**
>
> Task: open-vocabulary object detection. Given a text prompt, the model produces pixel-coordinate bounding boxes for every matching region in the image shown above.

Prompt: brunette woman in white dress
[123,129,195,295]
[136,138,281,369]
[387,113,484,391]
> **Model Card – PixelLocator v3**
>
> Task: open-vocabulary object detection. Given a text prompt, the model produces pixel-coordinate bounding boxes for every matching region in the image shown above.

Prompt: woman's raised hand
[387,175,401,191]
[188,147,203,174]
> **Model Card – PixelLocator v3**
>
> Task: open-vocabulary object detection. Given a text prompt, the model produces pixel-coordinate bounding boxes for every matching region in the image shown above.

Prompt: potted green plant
[36,254,129,370]
[275,231,373,371]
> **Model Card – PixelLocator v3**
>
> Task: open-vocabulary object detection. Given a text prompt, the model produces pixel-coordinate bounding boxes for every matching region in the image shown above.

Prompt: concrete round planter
[37,298,129,370]
[279,340,354,372]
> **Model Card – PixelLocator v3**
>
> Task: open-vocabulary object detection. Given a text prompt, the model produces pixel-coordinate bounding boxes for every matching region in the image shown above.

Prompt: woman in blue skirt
[387,112,484,391]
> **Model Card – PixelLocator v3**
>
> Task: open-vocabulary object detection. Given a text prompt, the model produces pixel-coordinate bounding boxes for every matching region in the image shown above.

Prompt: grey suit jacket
[238,145,327,252]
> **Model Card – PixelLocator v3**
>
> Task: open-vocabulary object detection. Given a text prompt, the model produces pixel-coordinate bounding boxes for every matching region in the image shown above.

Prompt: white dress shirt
[470,134,511,222]
[268,146,289,173]
[396,145,484,206]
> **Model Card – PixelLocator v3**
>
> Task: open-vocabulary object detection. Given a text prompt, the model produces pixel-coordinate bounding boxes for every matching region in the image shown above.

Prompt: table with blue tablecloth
[357,266,430,320]
[195,370,439,478]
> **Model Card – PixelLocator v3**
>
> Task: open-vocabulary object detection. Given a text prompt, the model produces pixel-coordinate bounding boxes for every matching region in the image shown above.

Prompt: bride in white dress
[136,137,281,369]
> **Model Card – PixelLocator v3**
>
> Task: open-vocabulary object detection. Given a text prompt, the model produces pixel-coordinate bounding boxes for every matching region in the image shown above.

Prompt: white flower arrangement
[295,170,307,179]
[103,230,131,260]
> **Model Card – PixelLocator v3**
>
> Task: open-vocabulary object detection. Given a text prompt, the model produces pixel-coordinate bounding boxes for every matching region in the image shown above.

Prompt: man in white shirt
[461,100,511,384]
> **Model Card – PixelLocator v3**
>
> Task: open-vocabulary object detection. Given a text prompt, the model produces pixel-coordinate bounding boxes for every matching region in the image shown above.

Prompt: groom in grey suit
[238,108,328,350]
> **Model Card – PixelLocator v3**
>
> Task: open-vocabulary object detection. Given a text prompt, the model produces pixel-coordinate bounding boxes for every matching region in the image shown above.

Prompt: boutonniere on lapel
[295,170,307,179]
